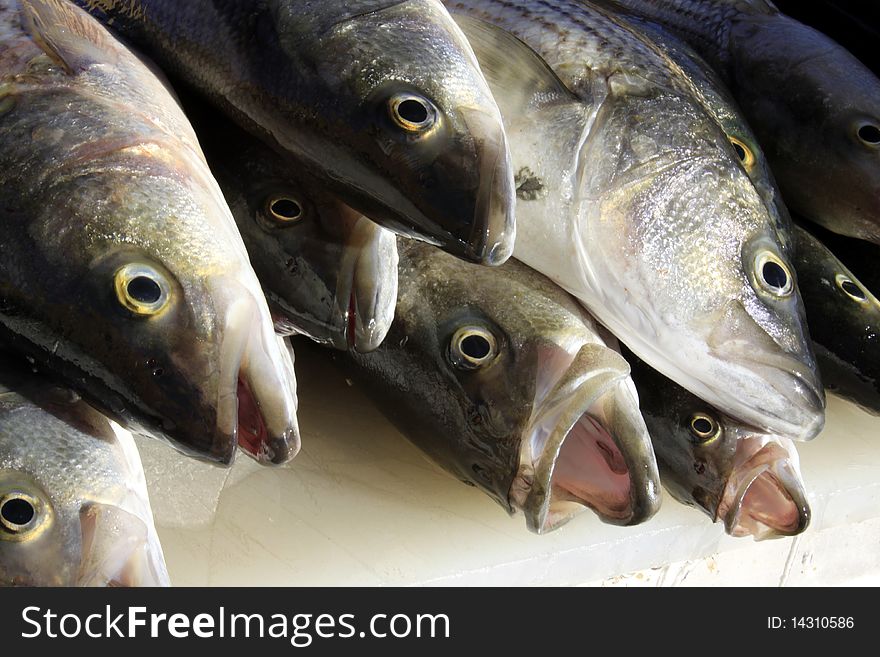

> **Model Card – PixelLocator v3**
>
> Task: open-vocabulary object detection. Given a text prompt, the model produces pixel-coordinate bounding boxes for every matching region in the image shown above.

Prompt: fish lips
[713,343,826,442]
[77,501,169,587]
[510,343,661,534]
[715,436,810,541]
[332,217,399,353]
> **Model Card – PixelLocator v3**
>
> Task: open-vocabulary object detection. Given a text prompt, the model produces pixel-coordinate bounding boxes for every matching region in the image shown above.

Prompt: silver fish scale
[607,0,779,71]
[448,0,698,97]
[0,398,127,513]
[314,1,488,106]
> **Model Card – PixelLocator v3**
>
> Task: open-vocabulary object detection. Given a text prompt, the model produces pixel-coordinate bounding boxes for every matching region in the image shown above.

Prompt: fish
[792,224,880,415]
[625,349,810,540]
[73,0,516,265]
[189,104,399,354]
[604,16,880,417]
[0,0,299,465]
[336,239,661,534]
[605,0,880,245]
[446,0,824,441]
[0,355,169,586]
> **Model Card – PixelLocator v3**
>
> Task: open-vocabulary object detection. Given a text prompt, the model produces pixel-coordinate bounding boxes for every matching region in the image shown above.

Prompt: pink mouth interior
[729,469,802,538]
[549,410,633,522]
[718,439,806,539]
[237,376,269,457]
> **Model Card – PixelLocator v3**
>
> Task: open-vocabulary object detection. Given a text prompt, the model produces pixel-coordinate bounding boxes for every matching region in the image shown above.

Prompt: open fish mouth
[77,502,169,587]
[509,343,660,534]
[716,436,810,540]
[335,217,399,353]
[216,284,299,465]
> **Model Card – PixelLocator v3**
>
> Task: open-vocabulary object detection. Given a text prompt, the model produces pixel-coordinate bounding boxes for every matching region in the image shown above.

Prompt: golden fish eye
[114,263,170,317]
[389,93,438,133]
[689,413,720,443]
[0,491,45,539]
[449,326,498,370]
[857,123,880,146]
[835,274,868,303]
[754,252,794,298]
[728,136,755,171]
[266,195,304,225]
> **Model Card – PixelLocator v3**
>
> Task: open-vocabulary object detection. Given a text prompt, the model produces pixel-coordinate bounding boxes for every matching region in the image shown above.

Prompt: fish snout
[213,280,300,465]
[717,437,810,540]
[77,502,170,587]
[513,342,660,533]
[336,217,399,353]
[459,106,516,266]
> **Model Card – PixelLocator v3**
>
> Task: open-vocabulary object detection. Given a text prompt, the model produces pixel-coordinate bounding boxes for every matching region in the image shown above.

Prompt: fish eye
[857,123,880,146]
[728,136,755,170]
[0,492,43,537]
[835,274,868,303]
[449,326,498,370]
[689,413,720,443]
[754,252,793,298]
[114,263,171,316]
[388,93,438,134]
[266,195,304,225]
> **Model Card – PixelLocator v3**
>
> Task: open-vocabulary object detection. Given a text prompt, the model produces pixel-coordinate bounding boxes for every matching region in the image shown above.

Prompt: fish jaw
[510,342,661,533]
[334,216,399,353]
[706,307,826,441]
[76,501,170,587]
[607,299,825,442]
[716,436,810,541]
[213,280,299,465]
[459,106,517,266]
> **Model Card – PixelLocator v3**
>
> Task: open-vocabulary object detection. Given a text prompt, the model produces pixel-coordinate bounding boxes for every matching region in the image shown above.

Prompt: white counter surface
[139,340,880,586]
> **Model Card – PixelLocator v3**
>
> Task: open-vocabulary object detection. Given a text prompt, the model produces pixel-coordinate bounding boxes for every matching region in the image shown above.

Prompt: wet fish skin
[792,224,880,415]
[590,6,794,251]
[0,0,299,465]
[0,357,169,586]
[73,0,516,264]
[606,0,880,245]
[447,0,824,441]
[190,104,399,354]
[625,349,810,540]
[335,240,661,534]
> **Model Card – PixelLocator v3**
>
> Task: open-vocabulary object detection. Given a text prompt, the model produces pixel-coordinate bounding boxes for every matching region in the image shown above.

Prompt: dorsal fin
[20,0,118,74]
[453,14,576,110]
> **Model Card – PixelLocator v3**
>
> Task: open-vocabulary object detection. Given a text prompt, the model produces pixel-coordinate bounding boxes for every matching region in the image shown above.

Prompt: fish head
[594,94,824,440]
[0,386,169,586]
[224,165,399,354]
[792,225,880,411]
[277,0,515,263]
[730,13,880,243]
[377,244,659,532]
[632,361,809,540]
[25,162,299,465]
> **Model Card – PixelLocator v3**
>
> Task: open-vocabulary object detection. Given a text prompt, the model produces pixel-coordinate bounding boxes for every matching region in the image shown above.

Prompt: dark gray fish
[335,240,661,534]
[192,107,398,353]
[626,350,810,540]
[1,355,169,586]
[0,0,299,465]
[606,0,880,245]
[793,225,880,415]
[73,0,516,264]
